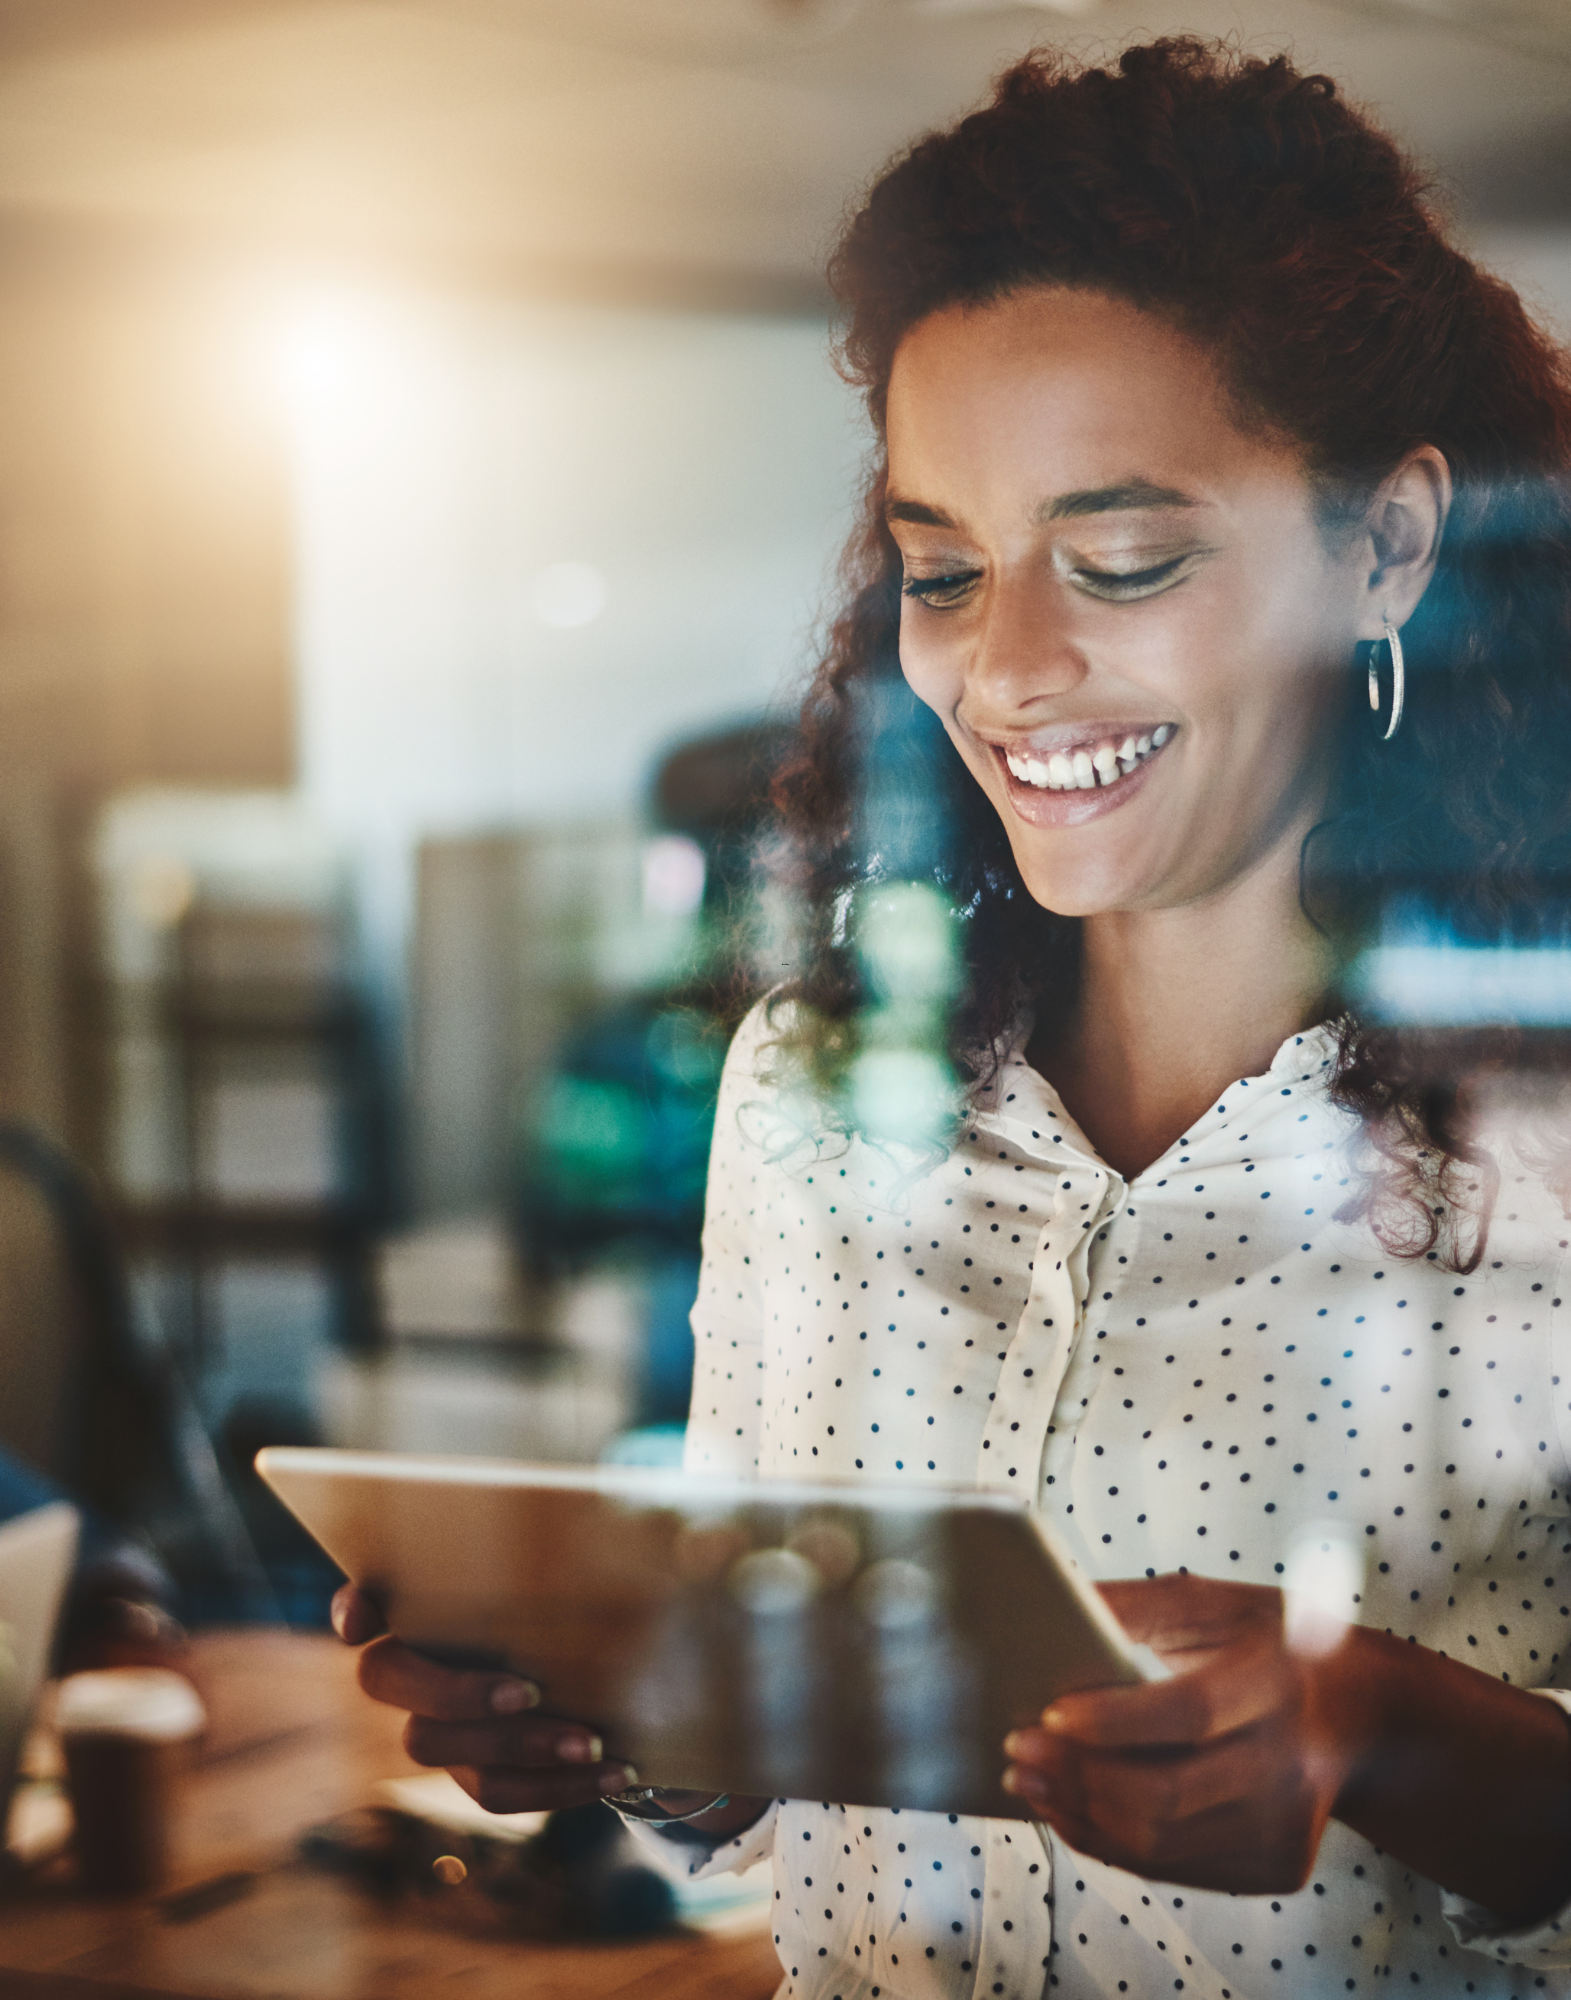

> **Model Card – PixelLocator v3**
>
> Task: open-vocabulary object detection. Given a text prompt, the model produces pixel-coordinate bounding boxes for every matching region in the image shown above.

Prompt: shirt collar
[974,1019,1342,1174]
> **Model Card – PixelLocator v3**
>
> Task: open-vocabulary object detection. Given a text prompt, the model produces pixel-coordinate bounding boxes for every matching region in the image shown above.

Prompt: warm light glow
[278,296,368,407]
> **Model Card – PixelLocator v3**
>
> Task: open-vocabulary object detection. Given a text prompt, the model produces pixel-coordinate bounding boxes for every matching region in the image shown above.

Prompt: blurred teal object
[516,1000,727,1267]
[513,717,795,1432]
[1347,902,1571,1027]
[600,1423,687,1469]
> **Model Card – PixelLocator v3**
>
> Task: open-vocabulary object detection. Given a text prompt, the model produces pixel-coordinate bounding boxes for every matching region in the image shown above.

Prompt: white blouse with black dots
[642,1001,1571,2000]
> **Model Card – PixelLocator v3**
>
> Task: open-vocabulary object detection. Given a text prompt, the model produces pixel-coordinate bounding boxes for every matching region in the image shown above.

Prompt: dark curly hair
[768,36,1571,1268]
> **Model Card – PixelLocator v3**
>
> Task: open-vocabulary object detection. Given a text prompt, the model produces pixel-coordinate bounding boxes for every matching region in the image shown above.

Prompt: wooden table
[0,1630,781,2000]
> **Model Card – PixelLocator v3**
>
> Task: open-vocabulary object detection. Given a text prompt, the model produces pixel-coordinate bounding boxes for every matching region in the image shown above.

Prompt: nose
[966,563,1088,717]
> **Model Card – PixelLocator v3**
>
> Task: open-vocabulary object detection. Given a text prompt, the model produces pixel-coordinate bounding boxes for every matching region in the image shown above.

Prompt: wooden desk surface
[0,1630,781,2000]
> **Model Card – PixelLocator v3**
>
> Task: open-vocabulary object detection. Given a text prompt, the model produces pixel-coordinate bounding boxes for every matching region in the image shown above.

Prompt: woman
[336,40,1571,1997]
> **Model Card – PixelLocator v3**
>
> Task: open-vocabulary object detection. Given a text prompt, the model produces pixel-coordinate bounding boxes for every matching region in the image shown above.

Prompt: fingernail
[599,1764,639,1792]
[557,1732,603,1763]
[330,1594,348,1640]
[1042,1705,1067,1733]
[1002,1731,1025,1759]
[489,1678,540,1715]
[1000,1766,1021,1795]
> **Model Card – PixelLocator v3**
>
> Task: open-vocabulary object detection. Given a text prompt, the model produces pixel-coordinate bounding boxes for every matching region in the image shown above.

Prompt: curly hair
[769,36,1571,1267]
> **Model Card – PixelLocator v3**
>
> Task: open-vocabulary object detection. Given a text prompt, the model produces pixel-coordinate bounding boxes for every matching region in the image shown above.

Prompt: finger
[1035,1790,1318,1897]
[357,1635,540,1721]
[999,1736,1087,1832]
[404,1714,606,1771]
[1097,1575,1278,1654]
[1014,1733,1321,1891]
[330,1584,387,1647]
[1002,1748,1085,1826]
[449,1762,642,1816]
[1023,1799,1177,1884]
[1036,1638,1292,1749]
[1071,1726,1289,1833]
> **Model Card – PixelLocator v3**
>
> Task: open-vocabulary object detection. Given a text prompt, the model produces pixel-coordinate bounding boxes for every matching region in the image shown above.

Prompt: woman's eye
[1070,554,1194,602]
[902,570,981,610]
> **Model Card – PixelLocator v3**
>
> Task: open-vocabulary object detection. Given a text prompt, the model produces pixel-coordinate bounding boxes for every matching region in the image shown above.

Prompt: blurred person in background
[335,39,1571,1997]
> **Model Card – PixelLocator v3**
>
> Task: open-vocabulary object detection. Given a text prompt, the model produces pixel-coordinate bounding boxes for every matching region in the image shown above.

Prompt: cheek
[899,622,997,790]
[1166,581,1340,754]
[897,607,962,717]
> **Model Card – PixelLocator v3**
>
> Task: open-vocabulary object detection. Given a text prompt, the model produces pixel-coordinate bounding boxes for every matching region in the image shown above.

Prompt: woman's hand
[331,1584,772,1838]
[1003,1571,1571,1924]
[1001,1573,1374,1895]
[331,1583,639,1813]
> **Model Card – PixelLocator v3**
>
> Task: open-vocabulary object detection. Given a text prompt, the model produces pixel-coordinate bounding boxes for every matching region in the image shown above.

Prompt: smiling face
[885,288,1364,920]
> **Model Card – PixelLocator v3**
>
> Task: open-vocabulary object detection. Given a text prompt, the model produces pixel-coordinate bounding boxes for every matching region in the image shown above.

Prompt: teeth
[1004,727,1176,790]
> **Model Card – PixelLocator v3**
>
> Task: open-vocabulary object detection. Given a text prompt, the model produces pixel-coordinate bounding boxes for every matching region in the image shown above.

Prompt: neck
[1026,845,1338,1180]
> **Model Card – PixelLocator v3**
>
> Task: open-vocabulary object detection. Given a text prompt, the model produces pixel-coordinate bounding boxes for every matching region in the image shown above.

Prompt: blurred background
[0,0,1565,1626]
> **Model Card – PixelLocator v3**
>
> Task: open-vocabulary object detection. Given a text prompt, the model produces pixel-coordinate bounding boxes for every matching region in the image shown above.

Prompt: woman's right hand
[331,1583,638,1813]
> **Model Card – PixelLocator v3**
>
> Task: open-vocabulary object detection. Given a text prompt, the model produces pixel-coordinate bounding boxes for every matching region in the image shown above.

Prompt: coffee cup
[56,1668,206,1894]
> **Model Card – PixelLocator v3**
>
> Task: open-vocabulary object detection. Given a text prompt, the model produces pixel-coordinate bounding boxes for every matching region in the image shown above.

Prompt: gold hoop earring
[1367,619,1404,742]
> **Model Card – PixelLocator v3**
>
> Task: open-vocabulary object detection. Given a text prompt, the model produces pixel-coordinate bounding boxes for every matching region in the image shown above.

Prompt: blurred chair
[110,899,386,1359]
[0,1120,273,1615]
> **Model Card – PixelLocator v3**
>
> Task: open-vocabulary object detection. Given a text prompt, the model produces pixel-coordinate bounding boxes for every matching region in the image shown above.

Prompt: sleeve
[1549,1238,1571,1538]
[1441,1236,1571,1967]
[1440,1688,1571,1968]
[681,999,781,1478]
[619,1798,782,1883]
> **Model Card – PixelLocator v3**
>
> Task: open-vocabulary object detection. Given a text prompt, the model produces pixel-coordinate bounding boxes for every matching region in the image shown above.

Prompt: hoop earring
[1367,619,1405,742]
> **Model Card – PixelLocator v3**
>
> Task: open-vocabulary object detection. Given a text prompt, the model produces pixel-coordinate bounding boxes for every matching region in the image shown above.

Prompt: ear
[1354,444,1452,642]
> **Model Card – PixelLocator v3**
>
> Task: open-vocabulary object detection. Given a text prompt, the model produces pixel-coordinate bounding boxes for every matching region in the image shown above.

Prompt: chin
[1011,856,1148,920]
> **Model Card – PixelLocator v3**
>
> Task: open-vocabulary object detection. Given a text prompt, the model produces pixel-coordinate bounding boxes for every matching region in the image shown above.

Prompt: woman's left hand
[1002,1573,1374,1895]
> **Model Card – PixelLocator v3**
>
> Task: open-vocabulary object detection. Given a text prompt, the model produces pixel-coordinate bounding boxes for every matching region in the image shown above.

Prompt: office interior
[0,0,1564,1629]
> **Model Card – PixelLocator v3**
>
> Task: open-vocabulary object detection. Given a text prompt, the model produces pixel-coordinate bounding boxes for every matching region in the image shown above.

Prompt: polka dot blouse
[648,1001,1571,1999]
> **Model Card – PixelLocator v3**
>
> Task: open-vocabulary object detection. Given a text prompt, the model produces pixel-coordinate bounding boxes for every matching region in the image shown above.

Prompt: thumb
[330,1583,387,1646]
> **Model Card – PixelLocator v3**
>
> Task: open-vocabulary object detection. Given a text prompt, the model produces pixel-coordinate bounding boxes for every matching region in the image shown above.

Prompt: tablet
[257,1447,1159,1820]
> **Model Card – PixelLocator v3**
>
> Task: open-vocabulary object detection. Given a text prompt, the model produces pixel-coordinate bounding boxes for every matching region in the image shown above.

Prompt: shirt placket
[975,1165,1122,1498]
[970,1162,1123,2000]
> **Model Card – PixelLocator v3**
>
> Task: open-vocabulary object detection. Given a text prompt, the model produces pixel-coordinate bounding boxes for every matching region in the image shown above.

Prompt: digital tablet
[257,1447,1161,1820]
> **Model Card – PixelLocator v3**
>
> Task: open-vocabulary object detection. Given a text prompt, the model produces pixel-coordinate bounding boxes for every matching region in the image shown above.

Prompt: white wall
[287,288,863,995]
[1471,228,1571,342]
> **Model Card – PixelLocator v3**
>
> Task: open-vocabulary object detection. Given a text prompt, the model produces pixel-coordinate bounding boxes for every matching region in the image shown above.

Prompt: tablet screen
[259,1449,1151,1818]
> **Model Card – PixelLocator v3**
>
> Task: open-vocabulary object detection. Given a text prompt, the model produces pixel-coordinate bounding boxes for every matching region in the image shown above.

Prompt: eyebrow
[884,497,956,527]
[1041,479,1200,521]
[883,479,1200,529]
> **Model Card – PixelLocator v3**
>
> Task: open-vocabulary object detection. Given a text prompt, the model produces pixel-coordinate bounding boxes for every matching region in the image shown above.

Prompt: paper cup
[57,1669,206,1894]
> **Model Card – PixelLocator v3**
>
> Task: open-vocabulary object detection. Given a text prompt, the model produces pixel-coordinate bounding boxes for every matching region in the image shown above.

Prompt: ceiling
[0,0,1567,309]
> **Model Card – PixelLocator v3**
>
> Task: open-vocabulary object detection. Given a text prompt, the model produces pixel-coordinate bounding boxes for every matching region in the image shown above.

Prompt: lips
[1001,724,1174,792]
[984,722,1178,827]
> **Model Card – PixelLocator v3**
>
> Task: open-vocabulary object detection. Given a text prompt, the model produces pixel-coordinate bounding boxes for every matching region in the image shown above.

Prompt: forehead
[885,288,1300,507]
